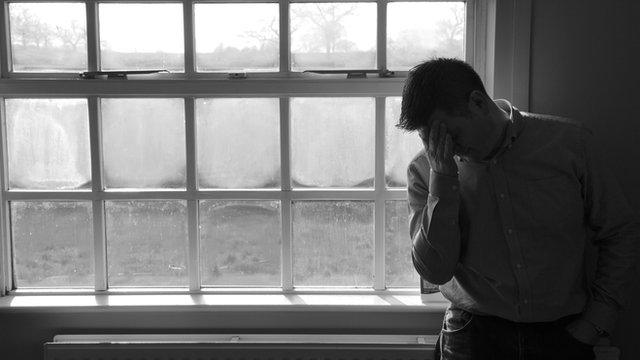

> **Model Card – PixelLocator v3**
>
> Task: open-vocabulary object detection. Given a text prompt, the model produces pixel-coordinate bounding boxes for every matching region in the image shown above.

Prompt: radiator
[44,334,438,360]
[44,334,620,360]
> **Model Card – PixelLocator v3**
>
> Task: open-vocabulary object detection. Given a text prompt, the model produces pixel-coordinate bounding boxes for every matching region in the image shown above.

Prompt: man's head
[397,58,506,160]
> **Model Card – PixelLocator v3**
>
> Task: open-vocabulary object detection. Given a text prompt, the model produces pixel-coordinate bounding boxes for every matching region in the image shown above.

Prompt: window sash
[0,0,478,78]
[0,0,485,294]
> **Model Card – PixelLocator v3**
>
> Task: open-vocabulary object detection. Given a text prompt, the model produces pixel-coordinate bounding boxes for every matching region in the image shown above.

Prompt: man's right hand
[420,121,458,177]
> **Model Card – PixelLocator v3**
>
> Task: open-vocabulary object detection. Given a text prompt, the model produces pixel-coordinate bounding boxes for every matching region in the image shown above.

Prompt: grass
[11,200,421,289]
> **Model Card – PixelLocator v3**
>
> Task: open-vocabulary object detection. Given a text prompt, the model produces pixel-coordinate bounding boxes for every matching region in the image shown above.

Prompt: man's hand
[565,318,601,346]
[420,121,458,177]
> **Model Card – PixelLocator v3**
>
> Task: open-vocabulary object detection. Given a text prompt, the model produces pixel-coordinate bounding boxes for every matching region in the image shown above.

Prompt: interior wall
[528,0,640,359]
[0,309,441,360]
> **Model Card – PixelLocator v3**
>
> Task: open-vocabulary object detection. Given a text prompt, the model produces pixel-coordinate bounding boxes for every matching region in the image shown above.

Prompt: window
[0,0,473,294]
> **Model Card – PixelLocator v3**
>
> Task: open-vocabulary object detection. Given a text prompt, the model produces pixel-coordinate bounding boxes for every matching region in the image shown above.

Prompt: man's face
[419,109,490,160]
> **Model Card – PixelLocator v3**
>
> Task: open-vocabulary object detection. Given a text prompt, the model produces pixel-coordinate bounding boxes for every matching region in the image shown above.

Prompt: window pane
[99,3,184,71]
[11,201,93,288]
[196,98,280,189]
[5,99,91,190]
[385,97,422,187]
[195,4,279,72]
[106,201,188,287]
[200,201,281,286]
[293,201,373,286]
[291,98,374,188]
[388,2,465,70]
[385,200,418,287]
[8,2,87,72]
[290,3,376,70]
[101,98,186,189]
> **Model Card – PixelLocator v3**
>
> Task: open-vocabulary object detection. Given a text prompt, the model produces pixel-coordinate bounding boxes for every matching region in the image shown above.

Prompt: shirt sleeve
[579,128,640,335]
[407,154,462,285]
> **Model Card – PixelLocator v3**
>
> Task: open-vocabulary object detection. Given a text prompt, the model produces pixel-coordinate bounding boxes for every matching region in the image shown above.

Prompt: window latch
[303,69,395,79]
[79,70,170,80]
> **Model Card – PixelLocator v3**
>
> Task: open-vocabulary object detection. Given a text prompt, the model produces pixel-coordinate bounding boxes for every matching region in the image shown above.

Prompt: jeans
[433,305,595,360]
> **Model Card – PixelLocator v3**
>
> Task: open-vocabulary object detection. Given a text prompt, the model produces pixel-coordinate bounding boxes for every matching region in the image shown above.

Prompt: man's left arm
[576,127,640,339]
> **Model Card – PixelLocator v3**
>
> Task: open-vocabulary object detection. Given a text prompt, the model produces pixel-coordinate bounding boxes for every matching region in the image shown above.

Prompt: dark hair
[396,58,487,132]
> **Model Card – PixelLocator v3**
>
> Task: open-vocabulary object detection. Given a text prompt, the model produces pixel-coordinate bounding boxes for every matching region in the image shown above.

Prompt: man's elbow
[411,250,454,285]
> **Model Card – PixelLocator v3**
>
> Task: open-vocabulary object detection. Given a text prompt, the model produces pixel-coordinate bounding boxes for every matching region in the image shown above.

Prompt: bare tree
[435,5,465,54]
[243,17,279,51]
[55,21,86,51]
[293,4,357,54]
[11,8,40,47]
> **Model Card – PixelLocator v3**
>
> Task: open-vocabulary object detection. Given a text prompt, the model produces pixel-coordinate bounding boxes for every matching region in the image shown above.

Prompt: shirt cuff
[428,170,460,199]
[582,299,618,336]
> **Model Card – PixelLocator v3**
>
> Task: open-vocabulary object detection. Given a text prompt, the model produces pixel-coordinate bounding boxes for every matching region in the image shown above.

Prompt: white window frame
[0,0,531,299]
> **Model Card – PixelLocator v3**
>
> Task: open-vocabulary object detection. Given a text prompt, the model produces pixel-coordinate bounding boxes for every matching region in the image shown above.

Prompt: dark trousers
[433,306,595,360]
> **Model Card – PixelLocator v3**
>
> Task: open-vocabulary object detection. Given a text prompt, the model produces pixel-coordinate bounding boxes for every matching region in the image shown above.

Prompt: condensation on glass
[195,4,279,72]
[387,2,465,70]
[105,200,188,287]
[385,200,418,287]
[101,98,186,189]
[5,98,91,190]
[196,98,280,189]
[385,97,423,187]
[290,2,376,70]
[99,3,184,72]
[291,97,375,188]
[8,2,88,72]
[200,200,281,287]
[11,201,94,288]
[292,201,374,286]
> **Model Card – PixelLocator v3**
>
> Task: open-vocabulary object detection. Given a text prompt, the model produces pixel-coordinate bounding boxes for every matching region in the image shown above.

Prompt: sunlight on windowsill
[0,291,449,312]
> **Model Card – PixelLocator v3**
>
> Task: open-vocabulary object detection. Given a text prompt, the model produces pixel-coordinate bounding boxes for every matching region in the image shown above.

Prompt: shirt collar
[494,98,523,149]
[456,99,524,163]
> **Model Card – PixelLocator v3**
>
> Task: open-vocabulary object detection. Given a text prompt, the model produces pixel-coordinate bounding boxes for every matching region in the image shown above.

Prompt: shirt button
[516,263,523,269]
[523,299,529,304]
[499,193,506,199]
[507,228,514,235]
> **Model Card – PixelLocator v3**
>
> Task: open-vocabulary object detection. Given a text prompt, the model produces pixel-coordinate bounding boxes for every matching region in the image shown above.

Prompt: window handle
[79,70,170,80]
[303,69,395,78]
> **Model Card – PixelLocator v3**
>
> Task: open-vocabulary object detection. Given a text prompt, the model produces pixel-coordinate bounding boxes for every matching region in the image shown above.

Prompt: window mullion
[377,0,387,71]
[374,97,385,291]
[89,96,107,291]
[0,98,11,294]
[183,0,195,77]
[86,1,99,72]
[279,97,292,291]
[279,0,290,73]
[1,3,12,77]
[185,97,200,291]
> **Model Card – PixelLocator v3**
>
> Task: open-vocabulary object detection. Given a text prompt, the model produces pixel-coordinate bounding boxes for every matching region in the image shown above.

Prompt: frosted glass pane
[106,201,188,287]
[291,98,374,188]
[293,201,373,286]
[290,3,376,70]
[11,201,93,288]
[9,2,87,72]
[385,201,418,287]
[195,4,279,72]
[99,3,184,71]
[6,99,91,190]
[196,98,280,189]
[385,97,423,187]
[388,2,465,70]
[101,98,186,189]
[200,201,281,286]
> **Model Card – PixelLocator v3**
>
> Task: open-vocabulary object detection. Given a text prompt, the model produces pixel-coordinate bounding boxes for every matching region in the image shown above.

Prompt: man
[397,58,639,360]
